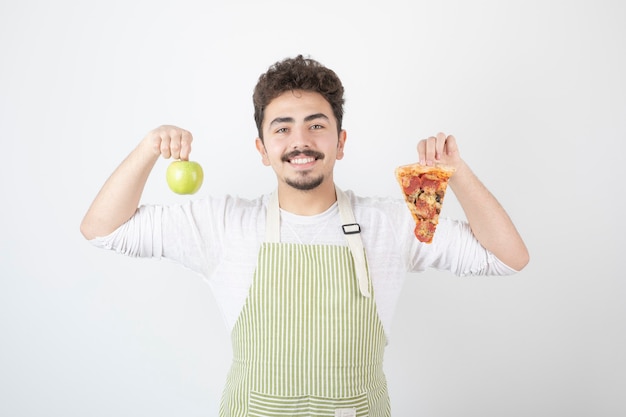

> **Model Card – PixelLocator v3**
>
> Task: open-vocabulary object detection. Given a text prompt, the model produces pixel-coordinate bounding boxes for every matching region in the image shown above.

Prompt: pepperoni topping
[420,176,440,193]
[414,221,437,243]
[413,198,436,219]
[403,175,423,195]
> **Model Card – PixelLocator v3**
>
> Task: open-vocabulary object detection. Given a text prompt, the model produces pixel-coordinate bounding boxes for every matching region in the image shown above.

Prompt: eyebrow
[268,113,330,127]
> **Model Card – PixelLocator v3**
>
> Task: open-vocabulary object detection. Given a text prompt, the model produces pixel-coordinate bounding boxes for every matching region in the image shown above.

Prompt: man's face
[255,90,346,191]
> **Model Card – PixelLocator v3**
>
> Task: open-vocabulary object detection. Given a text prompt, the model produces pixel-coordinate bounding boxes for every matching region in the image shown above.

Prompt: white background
[1,1,624,416]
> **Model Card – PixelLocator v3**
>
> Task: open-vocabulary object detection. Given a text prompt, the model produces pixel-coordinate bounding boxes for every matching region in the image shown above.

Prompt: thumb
[444,135,459,157]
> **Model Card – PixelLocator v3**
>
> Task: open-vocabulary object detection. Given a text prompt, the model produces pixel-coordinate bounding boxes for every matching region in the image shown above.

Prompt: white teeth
[290,157,315,164]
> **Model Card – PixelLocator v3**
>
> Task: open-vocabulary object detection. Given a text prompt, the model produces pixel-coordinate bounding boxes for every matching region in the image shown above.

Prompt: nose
[290,126,312,149]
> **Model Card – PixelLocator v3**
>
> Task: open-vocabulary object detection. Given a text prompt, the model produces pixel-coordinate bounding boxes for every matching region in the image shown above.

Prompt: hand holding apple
[166,160,204,194]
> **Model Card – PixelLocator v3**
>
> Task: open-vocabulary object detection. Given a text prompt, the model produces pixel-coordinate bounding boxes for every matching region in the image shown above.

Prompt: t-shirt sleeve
[88,198,221,278]
[89,204,165,258]
[407,216,518,276]
[88,195,266,281]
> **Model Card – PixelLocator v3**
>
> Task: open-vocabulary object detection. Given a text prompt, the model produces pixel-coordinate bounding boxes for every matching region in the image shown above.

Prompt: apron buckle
[342,223,361,235]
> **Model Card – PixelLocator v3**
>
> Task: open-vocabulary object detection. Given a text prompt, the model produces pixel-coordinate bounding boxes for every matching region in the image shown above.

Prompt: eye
[310,124,324,130]
[275,127,288,134]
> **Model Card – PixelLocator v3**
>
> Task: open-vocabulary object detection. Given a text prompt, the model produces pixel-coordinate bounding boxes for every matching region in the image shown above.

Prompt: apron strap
[265,186,371,298]
[266,191,281,243]
[335,186,371,298]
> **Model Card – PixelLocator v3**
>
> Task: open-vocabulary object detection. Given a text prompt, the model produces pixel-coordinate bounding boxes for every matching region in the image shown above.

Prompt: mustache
[281,149,325,162]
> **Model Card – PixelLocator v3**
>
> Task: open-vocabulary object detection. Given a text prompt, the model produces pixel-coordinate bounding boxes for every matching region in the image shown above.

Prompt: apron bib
[219,188,390,417]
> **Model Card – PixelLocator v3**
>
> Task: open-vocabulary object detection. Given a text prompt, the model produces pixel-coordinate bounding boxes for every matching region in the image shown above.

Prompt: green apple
[166,160,204,195]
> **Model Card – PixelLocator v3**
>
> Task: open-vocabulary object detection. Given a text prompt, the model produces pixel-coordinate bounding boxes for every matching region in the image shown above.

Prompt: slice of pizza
[395,162,456,244]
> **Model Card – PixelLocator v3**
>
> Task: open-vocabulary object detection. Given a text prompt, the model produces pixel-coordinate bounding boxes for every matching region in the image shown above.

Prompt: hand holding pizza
[417,132,461,169]
[396,133,461,244]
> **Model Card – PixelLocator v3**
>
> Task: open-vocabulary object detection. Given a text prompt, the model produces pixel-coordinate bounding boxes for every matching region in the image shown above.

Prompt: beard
[285,173,325,191]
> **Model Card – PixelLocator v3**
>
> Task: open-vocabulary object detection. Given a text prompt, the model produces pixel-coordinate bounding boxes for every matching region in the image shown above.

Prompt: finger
[435,132,447,161]
[443,134,458,157]
[159,132,172,159]
[167,127,185,160]
[179,129,193,161]
[423,136,437,165]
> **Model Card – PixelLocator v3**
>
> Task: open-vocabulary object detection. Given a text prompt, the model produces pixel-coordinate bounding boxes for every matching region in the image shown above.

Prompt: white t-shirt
[91,190,516,338]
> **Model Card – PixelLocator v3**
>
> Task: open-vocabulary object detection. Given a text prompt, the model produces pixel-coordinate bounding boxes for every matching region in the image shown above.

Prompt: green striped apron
[219,187,390,417]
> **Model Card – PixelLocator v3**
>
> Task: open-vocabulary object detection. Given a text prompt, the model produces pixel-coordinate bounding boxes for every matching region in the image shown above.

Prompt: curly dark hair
[253,55,345,140]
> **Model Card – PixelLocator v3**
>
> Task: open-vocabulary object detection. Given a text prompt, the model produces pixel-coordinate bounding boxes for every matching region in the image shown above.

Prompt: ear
[336,130,347,160]
[255,137,271,166]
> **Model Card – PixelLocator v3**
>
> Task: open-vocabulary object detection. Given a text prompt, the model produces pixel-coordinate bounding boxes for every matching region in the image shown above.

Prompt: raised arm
[418,132,530,271]
[79,125,193,240]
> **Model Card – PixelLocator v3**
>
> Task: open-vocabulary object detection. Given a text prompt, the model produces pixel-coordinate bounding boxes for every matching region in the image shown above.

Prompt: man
[80,55,529,416]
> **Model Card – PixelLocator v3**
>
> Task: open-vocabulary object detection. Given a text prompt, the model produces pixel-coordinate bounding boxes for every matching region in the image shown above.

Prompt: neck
[277,181,337,216]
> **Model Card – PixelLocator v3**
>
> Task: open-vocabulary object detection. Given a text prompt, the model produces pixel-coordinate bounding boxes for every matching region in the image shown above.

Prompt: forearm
[80,140,159,240]
[449,161,529,271]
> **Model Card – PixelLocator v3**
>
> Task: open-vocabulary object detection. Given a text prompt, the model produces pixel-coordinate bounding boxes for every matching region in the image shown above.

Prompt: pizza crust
[394,162,456,178]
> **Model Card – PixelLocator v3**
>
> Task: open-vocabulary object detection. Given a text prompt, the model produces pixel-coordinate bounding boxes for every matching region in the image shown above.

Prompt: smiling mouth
[282,150,324,165]
[290,156,316,165]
